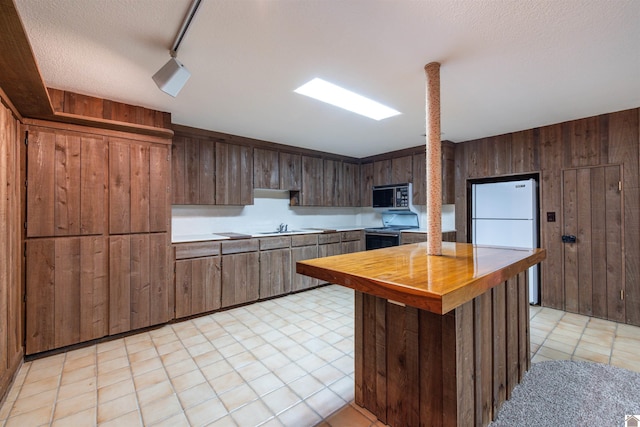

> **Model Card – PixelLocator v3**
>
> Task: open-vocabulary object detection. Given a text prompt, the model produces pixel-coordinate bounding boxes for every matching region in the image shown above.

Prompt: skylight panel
[294,78,401,121]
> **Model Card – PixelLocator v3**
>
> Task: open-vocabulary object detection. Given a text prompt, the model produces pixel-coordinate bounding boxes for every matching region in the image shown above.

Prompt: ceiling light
[153,0,202,97]
[294,78,401,121]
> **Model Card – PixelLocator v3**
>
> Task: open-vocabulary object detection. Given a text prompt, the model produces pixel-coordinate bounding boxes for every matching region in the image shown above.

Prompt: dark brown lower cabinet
[259,249,292,299]
[318,232,341,258]
[109,233,171,335]
[175,256,222,319]
[341,230,364,254]
[291,235,319,292]
[26,236,108,355]
[221,240,260,308]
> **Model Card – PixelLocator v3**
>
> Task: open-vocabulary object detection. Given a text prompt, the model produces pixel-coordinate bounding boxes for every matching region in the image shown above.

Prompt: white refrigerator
[471,179,539,304]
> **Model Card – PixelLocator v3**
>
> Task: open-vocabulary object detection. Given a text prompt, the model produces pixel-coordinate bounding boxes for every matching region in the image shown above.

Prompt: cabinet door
[216,142,253,205]
[198,140,216,204]
[109,233,170,334]
[291,245,319,291]
[26,236,108,354]
[221,252,259,307]
[360,162,374,207]
[323,159,342,207]
[342,161,360,207]
[171,137,186,204]
[175,256,221,318]
[442,142,455,204]
[301,156,323,206]
[280,152,301,190]
[373,159,391,186]
[110,139,169,233]
[319,242,341,258]
[392,156,412,184]
[259,248,292,299]
[27,127,106,237]
[412,153,426,205]
[254,148,279,189]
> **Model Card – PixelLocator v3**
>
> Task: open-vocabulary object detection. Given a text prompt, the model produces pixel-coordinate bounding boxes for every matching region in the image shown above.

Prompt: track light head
[152,57,191,97]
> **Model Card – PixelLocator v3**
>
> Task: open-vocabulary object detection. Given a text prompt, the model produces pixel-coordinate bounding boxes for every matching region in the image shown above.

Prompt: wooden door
[27,127,106,237]
[562,165,624,321]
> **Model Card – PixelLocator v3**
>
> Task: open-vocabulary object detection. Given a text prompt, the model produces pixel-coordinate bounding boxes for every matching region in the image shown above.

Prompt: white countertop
[172,234,232,243]
[172,226,365,243]
[401,228,457,234]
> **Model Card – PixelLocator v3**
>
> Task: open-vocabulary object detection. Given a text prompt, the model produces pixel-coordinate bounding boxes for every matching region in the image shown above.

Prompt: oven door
[365,232,400,250]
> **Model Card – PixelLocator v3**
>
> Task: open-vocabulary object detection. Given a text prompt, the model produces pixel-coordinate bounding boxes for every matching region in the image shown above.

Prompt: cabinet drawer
[341,230,363,242]
[174,241,221,260]
[318,233,341,244]
[291,234,318,247]
[259,236,291,250]
[401,233,428,245]
[221,239,259,254]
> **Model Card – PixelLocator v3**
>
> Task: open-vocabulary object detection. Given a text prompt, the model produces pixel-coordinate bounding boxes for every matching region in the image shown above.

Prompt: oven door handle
[366,232,401,237]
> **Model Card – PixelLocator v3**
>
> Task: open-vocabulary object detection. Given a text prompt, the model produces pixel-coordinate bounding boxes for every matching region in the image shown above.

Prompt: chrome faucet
[277,223,288,233]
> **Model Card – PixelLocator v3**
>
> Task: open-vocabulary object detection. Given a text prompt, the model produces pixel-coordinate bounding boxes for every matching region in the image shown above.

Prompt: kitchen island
[297,242,546,427]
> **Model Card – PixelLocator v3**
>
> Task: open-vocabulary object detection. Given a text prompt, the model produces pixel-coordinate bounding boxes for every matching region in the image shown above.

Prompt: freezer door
[472,179,536,220]
[472,218,535,248]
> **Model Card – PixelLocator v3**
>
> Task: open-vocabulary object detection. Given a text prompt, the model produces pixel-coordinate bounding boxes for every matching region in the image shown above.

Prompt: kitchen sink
[255,230,305,235]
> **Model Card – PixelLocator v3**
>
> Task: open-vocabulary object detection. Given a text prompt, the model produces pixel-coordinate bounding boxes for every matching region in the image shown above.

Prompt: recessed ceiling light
[294,78,401,121]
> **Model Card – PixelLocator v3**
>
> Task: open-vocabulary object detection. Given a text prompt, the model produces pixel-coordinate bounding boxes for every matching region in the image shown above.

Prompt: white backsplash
[172,189,455,238]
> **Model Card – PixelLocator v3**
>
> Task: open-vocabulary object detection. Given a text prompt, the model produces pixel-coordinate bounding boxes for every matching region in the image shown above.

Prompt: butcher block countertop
[296,242,546,315]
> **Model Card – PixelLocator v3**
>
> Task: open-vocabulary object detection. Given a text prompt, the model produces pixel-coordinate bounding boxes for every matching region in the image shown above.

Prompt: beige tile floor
[0,285,639,427]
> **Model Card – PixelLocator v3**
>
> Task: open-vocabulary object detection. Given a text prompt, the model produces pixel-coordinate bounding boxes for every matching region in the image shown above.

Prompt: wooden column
[425,62,442,255]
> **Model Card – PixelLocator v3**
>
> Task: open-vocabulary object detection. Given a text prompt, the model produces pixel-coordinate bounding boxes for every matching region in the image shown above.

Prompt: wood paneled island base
[297,242,546,426]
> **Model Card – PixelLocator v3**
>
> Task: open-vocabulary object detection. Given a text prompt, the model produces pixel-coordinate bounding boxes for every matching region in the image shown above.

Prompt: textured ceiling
[14,0,640,157]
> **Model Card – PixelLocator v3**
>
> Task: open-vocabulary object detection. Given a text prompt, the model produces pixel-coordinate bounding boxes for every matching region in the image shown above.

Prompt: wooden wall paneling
[109,235,131,334]
[418,309,443,427]
[80,135,106,235]
[562,169,579,313]
[25,239,55,354]
[491,284,506,415]
[54,133,81,236]
[254,147,279,189]
[360,162,374,207]
[301,156,323,206]
[354,291,364,406]
[341,161,360,207]
[385,302,419,427]
[518,271,530,376]
[607,109,640,325]
[171,137,186,204]
[149,145,169,232]
[511,129,538,174]
[453,143,467,242]
[590,167,607,318]
[466,139,487,179]
[505,276,519,399]
[198,140,215,204]
[440,307,458,426]
[373,159,391,185]
[149,233,170,325]
[605,165,624,322]
[474,291,493,425]
[412,153,426,205]
[54,237,81,348]
[577,168,593,315]
[130,234,151,330]
[455,300,474,426]
[0,104,8,374]
[109,139,131,234]
[568,116,602,168]
[80,236,108,342]
[323,159,341,207]
[391,155,412,185]
[129,143,150,233]
[487,135,512,177]
[26,128,55,236]
[539,124,564,309]
[279,152,301,190]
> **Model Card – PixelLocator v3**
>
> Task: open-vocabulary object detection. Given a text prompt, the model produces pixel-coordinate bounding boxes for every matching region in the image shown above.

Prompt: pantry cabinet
[26,127,106,237]
[26,236,109,354]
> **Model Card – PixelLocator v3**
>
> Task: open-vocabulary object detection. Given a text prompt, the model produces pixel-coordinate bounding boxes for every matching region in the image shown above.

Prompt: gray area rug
[489,360,640,427]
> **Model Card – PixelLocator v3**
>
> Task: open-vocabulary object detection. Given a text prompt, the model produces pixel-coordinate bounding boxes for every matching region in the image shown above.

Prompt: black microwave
[372,183,412,209]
